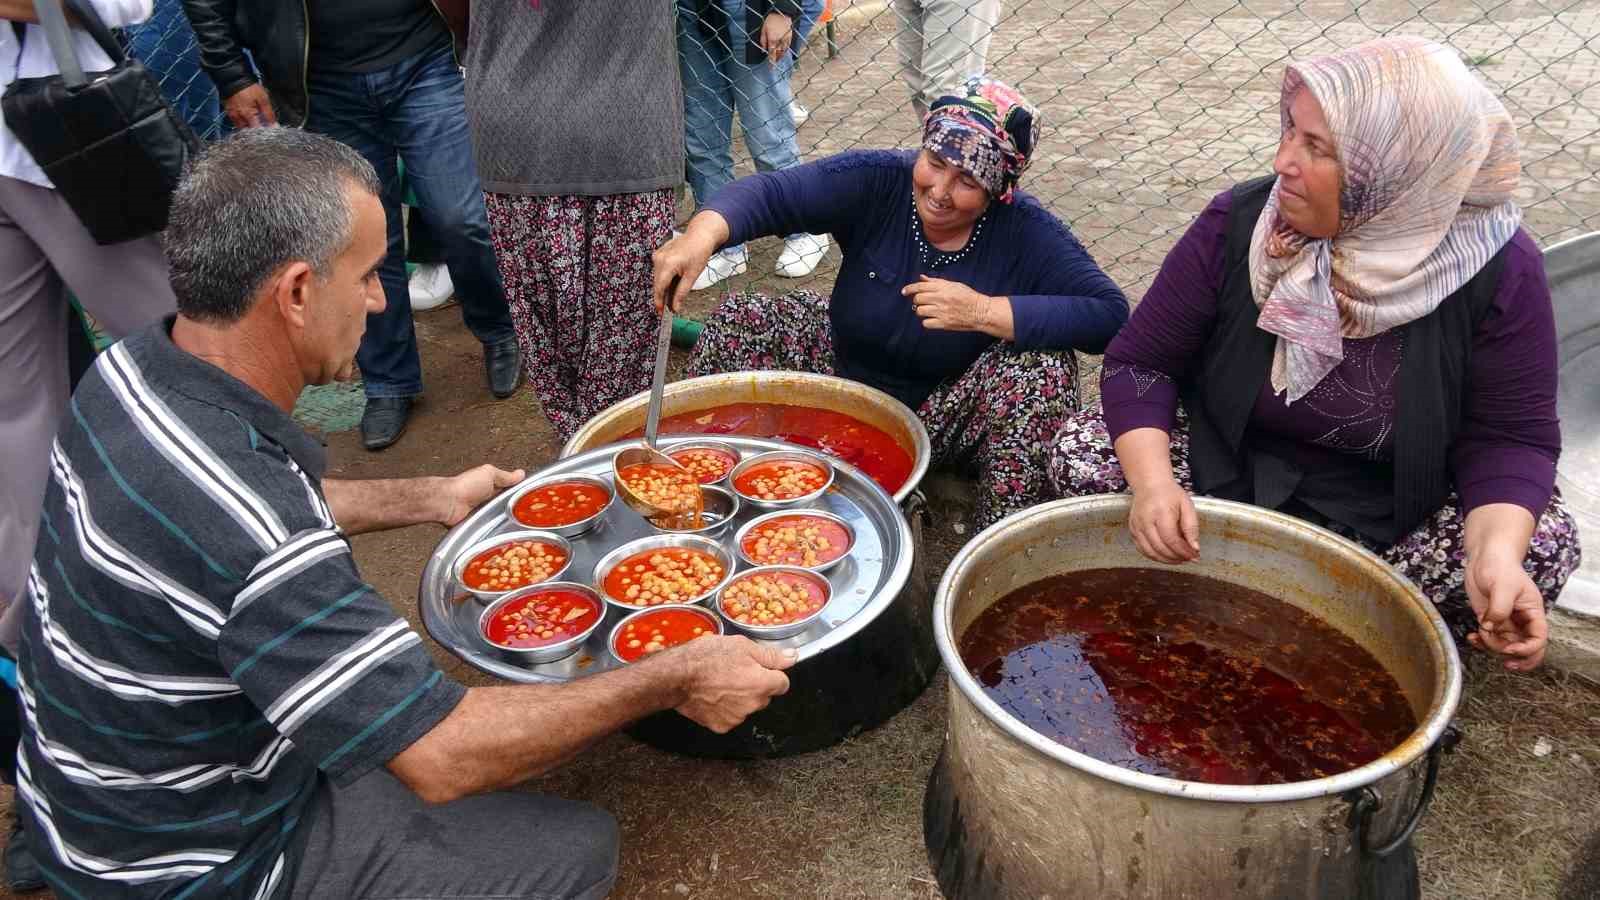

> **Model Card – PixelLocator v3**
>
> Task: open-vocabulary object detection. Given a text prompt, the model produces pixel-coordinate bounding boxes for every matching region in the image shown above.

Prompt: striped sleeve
[216,530,465,786]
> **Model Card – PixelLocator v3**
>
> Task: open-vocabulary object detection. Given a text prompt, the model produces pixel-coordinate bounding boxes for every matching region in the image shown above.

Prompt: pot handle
[1347,724,1461,858]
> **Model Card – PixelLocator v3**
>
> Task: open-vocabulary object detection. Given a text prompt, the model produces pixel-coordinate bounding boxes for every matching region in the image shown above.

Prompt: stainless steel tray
[421,436,915,684]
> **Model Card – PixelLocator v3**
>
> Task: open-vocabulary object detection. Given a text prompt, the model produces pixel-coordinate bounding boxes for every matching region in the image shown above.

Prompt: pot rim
[558,371,932,504]
[934,495,1463,804]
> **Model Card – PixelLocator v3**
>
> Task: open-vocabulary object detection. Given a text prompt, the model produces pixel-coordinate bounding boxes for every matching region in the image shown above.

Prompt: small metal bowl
[591,534,735,613]
[608,604,723,666]
[645,485,741,538]
[452,529,574,604]
[732,509,856,573]
[504,472,615,537]
[714,565,833,641]
[479,582,606,664]
[727,449,836,510]
[664,439,742,486]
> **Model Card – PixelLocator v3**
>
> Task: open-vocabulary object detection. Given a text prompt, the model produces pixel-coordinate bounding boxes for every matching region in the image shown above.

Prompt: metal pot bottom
[922,749,1422,900]
[629,496,939,758]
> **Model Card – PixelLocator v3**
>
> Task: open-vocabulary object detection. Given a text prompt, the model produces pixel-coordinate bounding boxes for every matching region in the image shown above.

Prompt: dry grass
[1418,661,1600,900]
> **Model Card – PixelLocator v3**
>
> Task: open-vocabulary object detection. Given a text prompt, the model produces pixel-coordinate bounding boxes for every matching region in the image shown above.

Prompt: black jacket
[1181,176,1504,544]
[180,0,458,128]
[690,0,804,65]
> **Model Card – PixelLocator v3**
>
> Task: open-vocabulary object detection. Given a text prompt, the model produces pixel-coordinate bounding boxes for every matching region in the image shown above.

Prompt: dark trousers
[305,39,514,399]
[289,769,618,900]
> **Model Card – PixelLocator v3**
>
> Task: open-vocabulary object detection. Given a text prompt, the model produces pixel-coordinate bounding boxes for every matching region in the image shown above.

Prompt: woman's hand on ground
[1465,551,1548,671]
[1127,478,1199,564]
[672,636,796,733]
[903,276,1011,338]
[760,12,794,63]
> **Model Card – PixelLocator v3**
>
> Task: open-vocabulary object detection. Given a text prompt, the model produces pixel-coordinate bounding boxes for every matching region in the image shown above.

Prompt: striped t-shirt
[17,320,466,899]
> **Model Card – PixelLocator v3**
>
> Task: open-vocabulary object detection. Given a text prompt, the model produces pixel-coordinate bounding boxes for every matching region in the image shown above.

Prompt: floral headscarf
[1249,36,1523,403]
[921,76,1039,203]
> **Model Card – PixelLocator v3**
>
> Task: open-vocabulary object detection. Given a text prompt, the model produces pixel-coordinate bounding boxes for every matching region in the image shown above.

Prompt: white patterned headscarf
[1249,36,1523,403]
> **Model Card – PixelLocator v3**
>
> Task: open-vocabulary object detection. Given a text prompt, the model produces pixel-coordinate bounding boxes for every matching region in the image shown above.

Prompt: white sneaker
[790,99,811,127]
[776,233,830,277]
[692,245,749,291]
[408,264,454,310]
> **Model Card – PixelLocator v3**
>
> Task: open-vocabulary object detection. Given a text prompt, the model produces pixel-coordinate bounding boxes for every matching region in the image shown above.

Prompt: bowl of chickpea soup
[592,534,735,613]
[453,530,574,603]
[728,450,834,510]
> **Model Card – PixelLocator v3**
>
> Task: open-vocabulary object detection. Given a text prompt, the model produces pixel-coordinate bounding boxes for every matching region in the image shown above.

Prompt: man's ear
[271,262,317,331]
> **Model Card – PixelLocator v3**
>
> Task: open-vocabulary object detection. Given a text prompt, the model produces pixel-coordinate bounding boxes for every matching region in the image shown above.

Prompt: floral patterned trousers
[1047,405,1584,643]
[688,290,1080,527]
[484,189,675,441]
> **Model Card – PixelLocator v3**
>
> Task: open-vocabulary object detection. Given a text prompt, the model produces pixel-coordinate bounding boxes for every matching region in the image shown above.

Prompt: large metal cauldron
[925,496,1462,899]
[561,371,932,503]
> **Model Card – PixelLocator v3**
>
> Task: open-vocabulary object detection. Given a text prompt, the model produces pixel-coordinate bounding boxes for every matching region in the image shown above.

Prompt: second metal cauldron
[925,496,1462,899]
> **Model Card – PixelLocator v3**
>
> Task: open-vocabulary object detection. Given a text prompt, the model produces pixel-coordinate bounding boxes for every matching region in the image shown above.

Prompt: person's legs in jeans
[725,0,801,175]
[289,768,617,900]
[305,71,418,401]
[677,0,738,208]
[384,43,514,354]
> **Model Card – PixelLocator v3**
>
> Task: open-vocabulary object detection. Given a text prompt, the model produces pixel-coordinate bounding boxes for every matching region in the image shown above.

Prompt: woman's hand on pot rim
[1127,477,1200,564]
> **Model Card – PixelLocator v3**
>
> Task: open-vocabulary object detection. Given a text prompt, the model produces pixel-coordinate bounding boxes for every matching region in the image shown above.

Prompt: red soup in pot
[512,481,610,528]
[613,607,718,662]
[958,568,1418,785]
[484,588,601,649]
[628,402,915,495]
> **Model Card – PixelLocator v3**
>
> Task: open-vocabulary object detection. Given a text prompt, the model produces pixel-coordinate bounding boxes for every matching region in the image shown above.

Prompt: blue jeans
[796,0,825,48]
[305,39,513,399]
[677,0,804,217]
[124,0,224,140]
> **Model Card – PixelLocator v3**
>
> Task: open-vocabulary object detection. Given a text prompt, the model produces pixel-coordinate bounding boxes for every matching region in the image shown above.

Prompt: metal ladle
[612,302,702,522]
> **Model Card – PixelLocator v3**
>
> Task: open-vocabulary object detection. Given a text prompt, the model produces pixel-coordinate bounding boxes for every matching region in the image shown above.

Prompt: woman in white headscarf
[1048,36,1581,671]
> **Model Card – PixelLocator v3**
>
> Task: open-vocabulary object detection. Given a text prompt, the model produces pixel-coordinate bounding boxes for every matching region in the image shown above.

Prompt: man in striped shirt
[17,128,795,900]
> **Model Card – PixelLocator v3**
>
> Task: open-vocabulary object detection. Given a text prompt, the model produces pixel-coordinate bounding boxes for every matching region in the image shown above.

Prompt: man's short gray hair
[164,128,383,323]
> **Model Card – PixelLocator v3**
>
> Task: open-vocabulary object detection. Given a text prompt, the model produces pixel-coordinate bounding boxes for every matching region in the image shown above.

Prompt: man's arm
[179,0,268,121]
[323,464,524,535]
[389,636,795,803]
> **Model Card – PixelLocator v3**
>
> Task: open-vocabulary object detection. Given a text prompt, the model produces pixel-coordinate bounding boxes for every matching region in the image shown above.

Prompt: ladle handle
[643,303,674,449]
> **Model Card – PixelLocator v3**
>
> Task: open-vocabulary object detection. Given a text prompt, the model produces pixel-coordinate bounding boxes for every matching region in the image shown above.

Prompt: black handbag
[1,0,200,245]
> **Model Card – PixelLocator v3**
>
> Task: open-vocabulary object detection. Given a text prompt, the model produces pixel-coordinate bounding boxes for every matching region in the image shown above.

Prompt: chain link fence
[127,0,1598,301]
[124,0,223,142]
[770,0,1600,297]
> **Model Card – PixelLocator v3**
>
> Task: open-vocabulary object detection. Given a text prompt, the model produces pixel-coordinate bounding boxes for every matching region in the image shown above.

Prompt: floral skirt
[688,289,1079,527]
[484,190,675,441]
[1047,405,1584,642]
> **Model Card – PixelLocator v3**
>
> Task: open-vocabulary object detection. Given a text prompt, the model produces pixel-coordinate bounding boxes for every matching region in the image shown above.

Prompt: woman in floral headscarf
[1048,37,1581,671]
[653,76,1129,527]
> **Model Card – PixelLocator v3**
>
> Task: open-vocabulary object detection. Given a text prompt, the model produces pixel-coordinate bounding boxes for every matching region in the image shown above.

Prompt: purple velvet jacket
[1101,190,1561,519]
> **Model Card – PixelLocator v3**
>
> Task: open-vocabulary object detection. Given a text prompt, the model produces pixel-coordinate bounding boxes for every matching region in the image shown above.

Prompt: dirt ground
[2,273,1596,898]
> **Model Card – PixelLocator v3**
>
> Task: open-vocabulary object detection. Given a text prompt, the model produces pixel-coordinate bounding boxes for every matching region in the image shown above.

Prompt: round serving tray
[421,436,916,688]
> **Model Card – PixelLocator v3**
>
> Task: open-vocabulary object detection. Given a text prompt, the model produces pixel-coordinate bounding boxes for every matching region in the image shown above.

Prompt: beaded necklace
[911,194,986,269]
